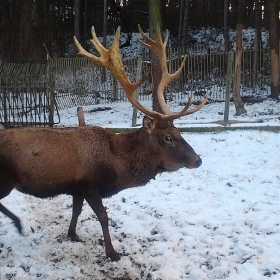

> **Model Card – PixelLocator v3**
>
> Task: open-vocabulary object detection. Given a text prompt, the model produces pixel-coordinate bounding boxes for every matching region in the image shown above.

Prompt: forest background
[0,0,280,121]
[0,0,278,60]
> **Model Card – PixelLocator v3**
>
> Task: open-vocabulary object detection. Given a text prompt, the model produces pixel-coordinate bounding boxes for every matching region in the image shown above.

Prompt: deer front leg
[68,194,84,241]
[84,192,120,261]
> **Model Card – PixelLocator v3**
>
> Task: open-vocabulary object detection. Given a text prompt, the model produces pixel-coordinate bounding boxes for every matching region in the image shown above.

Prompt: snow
[56,98,280,129]
[1,99,280,280]
[67,26,269,59]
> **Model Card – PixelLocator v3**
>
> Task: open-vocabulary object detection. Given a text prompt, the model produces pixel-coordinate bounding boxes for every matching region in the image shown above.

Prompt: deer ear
[143,116,156,133]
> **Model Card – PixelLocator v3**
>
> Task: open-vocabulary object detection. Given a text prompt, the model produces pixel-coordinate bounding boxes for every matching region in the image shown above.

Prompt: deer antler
[137,25,208,119]
[73,26,207,123]
[74,27,167,121]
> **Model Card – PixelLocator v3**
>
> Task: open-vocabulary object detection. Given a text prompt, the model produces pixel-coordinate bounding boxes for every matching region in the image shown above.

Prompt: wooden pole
[77,107,86,126]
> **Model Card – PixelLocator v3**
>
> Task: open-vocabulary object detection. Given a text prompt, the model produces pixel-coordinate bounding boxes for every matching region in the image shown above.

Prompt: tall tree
[83,0,88,48]
[233,0,247,116]
[180,0,190,48]
[178,0,184,46]
[253,0,262,90]
[2,0,42,61]
[74,0,80,57]
[255,0,262,50]
[223,0,229,52]
[266,0,280,99]
[19,0,35,58]
[110,0,132,48]
[149,0,163,113]
[103,0,108,48]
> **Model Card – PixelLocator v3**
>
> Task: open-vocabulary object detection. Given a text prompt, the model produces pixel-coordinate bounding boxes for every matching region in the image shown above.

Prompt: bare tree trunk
[255,0,262,50]
[74,0,80,57]
[181,0,190,48]
[19,0,37,60]
[149,0,163,113]
[178,0,184,46]
[84,0,88,48]
[223,0,229,53]
[253,0,262,90]
[110,0,132,48]
[233,0,247,116]
[267,0,280,99]
[102,0,108,83]
[103,0,108,48]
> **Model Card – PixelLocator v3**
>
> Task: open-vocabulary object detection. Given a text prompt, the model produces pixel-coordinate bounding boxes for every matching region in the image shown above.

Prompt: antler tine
[178,94,208,117]
[90,26,108,55]
[160,94,208,120]
[138,25,207,119]
[73,27,107,66]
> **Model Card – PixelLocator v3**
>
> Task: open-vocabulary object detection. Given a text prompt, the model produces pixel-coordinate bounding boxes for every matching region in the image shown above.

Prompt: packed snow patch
[1,101,280,280]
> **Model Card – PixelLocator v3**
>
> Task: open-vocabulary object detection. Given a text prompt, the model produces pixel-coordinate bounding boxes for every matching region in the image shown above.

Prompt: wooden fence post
[131,57,143,127]
[77,107,86,126]
[224,51,234,126]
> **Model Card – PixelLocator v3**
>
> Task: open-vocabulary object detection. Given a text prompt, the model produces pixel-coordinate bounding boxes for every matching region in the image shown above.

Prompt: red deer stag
[0,25,207,261]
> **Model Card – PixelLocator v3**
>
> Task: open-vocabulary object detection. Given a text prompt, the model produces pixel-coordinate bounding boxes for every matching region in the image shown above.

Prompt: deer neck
[113,129,161,186]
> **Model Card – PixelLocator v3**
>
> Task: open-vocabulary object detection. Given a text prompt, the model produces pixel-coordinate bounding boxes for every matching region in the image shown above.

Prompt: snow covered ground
[1,100,280,280]
[56,97,280,129]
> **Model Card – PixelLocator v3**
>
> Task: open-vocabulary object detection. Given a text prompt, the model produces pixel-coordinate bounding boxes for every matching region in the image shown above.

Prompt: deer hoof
[68,233,82,242]
[107,250,120,262]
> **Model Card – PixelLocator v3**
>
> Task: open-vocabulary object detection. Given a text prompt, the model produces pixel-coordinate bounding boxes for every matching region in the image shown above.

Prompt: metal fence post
[113,77,118,101]
[132,57,143,127]
[47,54,56,127]
[0,69,8,126]
[224,51,234,126]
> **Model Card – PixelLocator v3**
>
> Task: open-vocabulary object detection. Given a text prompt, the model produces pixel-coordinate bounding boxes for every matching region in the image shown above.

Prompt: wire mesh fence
[167,47,270,100]
[54,47,270,110]
[53,57,152,109]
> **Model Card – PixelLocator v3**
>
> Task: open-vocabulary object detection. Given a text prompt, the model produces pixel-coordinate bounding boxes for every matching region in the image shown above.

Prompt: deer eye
[165,136,172,142]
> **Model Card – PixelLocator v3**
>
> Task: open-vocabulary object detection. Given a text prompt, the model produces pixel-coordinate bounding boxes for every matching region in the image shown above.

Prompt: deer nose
[195,157,202,168]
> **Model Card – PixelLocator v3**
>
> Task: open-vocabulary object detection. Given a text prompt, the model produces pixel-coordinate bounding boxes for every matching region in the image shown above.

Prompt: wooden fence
[0,62,59,127]
[0,47,271,126]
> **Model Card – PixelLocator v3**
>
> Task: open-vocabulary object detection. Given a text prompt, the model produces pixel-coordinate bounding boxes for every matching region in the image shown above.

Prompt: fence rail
[0,47,271,126]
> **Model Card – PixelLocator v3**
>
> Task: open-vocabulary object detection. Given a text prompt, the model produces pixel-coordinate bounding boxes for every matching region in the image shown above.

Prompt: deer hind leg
[0,203,22,234]
[84,192,120,261]
[0,178,22,234]
[68,194,84,242]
